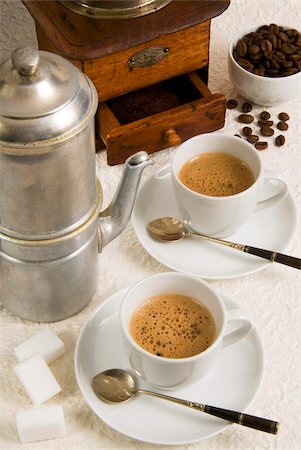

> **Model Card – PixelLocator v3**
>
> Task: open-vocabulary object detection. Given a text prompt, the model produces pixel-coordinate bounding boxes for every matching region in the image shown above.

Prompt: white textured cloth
[0,1,300,449]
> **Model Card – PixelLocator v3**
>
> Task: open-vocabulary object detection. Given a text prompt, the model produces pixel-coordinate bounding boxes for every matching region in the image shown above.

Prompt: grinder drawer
[96,71,226,165]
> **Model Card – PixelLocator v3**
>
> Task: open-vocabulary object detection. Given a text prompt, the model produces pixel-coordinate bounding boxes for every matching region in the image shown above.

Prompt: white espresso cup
[120,272,253,390]
[171,133,288,237]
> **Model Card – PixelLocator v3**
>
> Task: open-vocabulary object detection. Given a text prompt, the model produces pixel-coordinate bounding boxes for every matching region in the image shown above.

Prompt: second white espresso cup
[171,133,288,237]
[120,272,253,390]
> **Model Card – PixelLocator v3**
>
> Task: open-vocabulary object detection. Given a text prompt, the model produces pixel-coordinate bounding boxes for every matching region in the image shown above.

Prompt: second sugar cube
[14,354,61,405]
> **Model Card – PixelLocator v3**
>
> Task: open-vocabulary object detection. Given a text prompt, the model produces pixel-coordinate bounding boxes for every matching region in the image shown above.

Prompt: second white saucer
[75,287,264,445]
[132,165,297,279]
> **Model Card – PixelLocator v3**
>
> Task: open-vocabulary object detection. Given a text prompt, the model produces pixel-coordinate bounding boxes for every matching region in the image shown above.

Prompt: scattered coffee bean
[279,112,290,121]
[255,141,268,150]
[242,126,253,136]
[233,25,301,77]
[277,121,289,131]
[258,120,274,127]
[247,135,259,144]
[234,134,242,138]
[260,111,271,120]
[238,114,254,124]
[241,102,253,113]
[275,135,286,146]
[260,126,274,137]
[226,98,238,109]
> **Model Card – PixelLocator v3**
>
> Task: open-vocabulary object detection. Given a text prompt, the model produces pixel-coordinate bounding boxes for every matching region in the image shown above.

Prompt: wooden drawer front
[84,21,210,102]
[96,72,226,165]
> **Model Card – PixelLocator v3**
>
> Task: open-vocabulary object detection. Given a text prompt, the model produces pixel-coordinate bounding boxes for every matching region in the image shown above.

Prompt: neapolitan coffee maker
[0,47,152,322]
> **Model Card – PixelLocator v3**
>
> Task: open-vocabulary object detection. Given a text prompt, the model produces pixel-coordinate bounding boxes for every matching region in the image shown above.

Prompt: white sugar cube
[16,405,66,443]
[14,329,65,365]
[14,354,61,405]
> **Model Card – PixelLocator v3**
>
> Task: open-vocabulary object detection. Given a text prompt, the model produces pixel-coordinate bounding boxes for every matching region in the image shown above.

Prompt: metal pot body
[0,122,97,239]
[0,190,101,322]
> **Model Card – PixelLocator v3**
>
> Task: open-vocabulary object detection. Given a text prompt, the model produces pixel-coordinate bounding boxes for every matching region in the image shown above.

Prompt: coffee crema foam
[179,152,255,197]
[129,294,216,358]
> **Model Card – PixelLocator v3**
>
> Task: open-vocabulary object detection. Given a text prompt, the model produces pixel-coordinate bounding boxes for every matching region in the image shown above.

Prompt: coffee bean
[251,53,263,62]
[290,53,301,61]
[279,112,290,121]
[241,102,253,113]
[281,42,295,55]
[255,141,268,150]
[269,24,279,35]
[265,40,273,53]
[237,40,248,57]
[260,111,271,120]
[281,67,299,76]
[258,120,274,127]
[275,135,285,146]
[266,69,279,76]
[237,58,254,71]
[247,135,259,144]
[274,51,286,62]
[242,126,253,136]
[278,32,289,42]
[226,98,238,109]
[238,114,254,124]
[270,34,278,49]
[277,121,289,131]
[281,60,294,68]
[260,126,274,137]
[258,25,269,32]
[270,58,280,70]
[262,59,271,69]
[248,45,261,55]
[294,60,301,70]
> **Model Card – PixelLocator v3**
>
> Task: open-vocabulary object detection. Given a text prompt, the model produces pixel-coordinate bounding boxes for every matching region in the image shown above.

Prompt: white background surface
[0,1,300,449]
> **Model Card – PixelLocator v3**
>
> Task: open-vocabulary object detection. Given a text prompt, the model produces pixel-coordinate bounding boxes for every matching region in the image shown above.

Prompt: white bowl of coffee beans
[228,24,301,105]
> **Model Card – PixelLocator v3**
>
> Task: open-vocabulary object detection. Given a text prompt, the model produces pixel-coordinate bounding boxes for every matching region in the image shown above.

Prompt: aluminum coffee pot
[0,47,153,322]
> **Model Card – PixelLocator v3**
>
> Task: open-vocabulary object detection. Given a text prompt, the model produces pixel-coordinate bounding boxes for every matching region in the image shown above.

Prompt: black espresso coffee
[179,152,255,197]
[130,294,216,358]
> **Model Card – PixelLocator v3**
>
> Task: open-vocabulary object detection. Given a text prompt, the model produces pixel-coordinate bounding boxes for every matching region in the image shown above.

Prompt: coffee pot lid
[0,47,98,148]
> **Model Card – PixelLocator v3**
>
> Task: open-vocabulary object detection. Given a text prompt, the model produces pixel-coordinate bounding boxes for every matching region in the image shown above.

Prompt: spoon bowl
[92,368,278,434]
[93,368,136,403]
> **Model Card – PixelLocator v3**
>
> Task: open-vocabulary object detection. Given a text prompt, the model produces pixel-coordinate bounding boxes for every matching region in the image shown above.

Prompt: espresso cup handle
[222,309,254,348]
[255,170,288,212]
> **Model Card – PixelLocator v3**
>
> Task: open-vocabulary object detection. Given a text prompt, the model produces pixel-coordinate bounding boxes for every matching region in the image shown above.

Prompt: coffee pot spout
[98,151,153,251]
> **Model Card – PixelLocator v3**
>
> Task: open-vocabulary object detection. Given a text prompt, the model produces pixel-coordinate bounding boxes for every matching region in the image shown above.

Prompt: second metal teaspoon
[147,217,301,270]
[92,369,279,434]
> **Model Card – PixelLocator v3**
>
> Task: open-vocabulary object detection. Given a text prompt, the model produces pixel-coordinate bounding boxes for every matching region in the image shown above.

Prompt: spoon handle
[139,389,278,434]
[190,233,300,270]
[243,246,300,269]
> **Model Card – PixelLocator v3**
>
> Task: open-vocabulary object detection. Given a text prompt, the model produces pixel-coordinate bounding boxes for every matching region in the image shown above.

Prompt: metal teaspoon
[147,217,301,270]
[92,369,279,434]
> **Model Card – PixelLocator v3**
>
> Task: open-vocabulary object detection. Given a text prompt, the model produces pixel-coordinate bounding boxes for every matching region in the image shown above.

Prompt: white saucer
[75,287,264,446]
[132,165,297,279]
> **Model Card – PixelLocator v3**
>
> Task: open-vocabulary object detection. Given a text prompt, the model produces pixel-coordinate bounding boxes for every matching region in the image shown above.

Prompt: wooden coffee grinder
[22,0,230,164]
